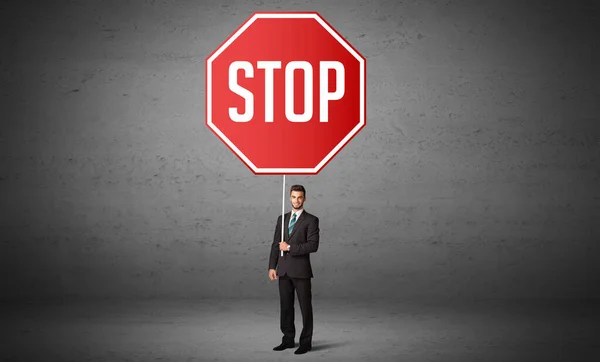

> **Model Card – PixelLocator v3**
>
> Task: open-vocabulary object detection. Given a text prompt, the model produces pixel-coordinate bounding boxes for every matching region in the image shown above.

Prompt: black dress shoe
[273,342,295,351]
[294,345,311,354]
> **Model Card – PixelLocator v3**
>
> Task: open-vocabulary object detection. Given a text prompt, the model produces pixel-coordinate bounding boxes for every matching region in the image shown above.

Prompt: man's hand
[268,269,277,281]
[279,241,289,251]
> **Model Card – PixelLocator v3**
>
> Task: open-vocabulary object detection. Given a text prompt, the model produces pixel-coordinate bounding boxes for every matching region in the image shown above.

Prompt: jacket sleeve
[268,215,282,270]
[289,216,319,256]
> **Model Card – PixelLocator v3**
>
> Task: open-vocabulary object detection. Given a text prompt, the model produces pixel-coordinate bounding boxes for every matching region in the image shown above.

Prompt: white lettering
[256,61,282,123]
[228,61,345,122]
[228,61,254,122]
[285,61,313,123]
[319,61,345,123]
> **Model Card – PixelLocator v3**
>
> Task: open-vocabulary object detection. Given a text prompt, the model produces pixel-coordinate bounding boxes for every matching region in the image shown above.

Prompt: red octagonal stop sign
[206,12,366,175]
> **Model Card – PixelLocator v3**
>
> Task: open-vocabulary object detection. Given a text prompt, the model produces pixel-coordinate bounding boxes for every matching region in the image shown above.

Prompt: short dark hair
[290,185,306,197]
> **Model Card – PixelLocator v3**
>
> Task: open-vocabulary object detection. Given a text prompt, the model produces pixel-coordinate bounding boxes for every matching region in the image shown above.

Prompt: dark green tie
[288,213,296,235]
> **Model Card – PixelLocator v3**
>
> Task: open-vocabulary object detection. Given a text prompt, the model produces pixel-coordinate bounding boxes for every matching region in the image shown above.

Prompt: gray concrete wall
[2,0,599,301]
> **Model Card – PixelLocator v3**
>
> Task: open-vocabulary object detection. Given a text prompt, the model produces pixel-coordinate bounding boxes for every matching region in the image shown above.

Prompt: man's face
[290,191,305,210]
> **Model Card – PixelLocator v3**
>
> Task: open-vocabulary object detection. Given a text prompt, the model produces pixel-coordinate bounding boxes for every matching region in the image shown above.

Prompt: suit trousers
[278,274,313,347]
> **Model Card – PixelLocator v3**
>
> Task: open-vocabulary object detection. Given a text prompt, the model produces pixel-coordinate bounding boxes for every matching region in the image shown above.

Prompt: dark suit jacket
[268,210,320,278]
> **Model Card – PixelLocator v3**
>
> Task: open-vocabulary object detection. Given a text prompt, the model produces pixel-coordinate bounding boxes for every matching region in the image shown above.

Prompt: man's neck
[292,208,304,213]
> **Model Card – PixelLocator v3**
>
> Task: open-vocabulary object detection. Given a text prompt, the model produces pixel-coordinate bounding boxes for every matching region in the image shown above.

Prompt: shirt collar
[291,209,303,218]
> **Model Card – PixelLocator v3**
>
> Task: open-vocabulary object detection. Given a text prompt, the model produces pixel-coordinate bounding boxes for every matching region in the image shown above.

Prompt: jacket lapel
[284,212,290,240]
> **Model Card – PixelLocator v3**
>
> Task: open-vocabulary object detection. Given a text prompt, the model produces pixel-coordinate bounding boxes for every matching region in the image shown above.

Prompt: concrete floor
[2,299,599,361]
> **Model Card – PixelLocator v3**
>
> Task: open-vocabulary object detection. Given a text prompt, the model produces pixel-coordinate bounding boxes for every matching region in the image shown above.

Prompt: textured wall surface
[2,0,599,301]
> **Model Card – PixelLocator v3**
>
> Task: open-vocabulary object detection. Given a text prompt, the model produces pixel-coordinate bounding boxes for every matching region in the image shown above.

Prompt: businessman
[268,185,320,355]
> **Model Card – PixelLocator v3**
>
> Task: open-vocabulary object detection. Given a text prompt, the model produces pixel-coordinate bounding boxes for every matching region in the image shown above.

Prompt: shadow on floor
[311,340,351,351]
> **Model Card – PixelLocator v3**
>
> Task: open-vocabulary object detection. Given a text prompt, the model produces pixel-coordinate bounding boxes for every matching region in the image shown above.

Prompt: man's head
[290,185,306,211]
